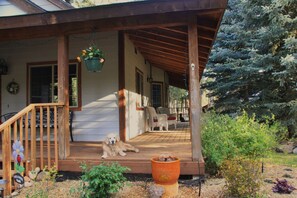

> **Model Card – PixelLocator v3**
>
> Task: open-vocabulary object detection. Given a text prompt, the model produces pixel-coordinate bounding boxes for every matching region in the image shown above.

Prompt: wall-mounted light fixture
[0,59,8,75]
[147,64,153,83]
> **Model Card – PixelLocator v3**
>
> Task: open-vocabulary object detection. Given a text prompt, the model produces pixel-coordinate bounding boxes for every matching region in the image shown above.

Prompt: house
[0,0,227,195]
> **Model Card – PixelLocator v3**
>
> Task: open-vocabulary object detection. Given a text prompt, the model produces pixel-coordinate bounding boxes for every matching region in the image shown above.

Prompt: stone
[293,147,297,154]
[11,191,19,197]
[148,184,164,198]
[29,167,41,180]
[24,176,31,182]
[36,171,46,181]
[275,147,284,153]
[24,181,33,188]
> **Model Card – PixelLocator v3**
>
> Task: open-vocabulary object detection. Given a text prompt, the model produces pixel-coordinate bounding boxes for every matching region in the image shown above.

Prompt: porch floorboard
[1,122,205,175]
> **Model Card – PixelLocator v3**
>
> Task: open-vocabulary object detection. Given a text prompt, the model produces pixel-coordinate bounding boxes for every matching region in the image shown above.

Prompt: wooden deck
[1,123,205,176]
[60,122,204,175]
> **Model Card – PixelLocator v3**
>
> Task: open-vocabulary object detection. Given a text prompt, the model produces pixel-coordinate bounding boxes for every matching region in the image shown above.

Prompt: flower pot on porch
[84,58,104,72]
[151,155,180,197]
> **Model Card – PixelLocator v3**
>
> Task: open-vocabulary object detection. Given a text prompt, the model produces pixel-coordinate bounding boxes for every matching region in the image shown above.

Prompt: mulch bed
[15,164,297,198]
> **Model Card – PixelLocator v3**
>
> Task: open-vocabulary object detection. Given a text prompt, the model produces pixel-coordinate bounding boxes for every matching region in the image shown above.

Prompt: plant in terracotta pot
[77,45,105,72]
[151,153,180,197]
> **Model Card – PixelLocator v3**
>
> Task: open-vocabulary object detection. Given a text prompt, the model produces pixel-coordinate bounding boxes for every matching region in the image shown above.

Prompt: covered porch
[0,0,227,195]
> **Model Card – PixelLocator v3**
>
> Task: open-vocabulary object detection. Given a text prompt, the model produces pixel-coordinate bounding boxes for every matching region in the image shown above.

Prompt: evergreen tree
[203,0,297,137]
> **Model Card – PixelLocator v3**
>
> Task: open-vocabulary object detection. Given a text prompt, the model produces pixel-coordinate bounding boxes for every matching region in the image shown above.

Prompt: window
[152,82,163,108]
[135,68,144,107]
[28,61,81,109]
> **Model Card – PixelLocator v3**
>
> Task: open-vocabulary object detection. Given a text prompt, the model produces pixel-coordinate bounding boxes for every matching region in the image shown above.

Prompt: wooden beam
[129,34,187,52]
[188,16,203,162]
[8,0,45,14]
[0,0,227,30]
[118,31,126,142]
[0,13,189,41]
[57,35,70,159]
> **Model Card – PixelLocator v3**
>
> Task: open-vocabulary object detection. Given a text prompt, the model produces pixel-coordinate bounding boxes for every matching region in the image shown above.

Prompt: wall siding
[124,35,150,140]
[0,32,119,141]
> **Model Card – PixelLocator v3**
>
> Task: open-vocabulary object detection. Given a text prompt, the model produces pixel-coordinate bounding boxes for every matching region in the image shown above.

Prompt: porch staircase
[0,103,64,196]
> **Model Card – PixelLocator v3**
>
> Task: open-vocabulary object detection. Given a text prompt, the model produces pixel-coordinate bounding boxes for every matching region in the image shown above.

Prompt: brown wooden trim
[26,59,81,111]
[57,35,69,159]
[136,106,145,111]
[58,159,204,175]
[8,0,45,14]
[118,31,126,142]
[0,75,1,116]
[151,81,164,107]
[0,0,228,30]
[188,16,203,161]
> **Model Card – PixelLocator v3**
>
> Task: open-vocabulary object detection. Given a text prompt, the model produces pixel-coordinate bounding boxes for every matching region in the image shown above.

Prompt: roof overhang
[0,0,227,88]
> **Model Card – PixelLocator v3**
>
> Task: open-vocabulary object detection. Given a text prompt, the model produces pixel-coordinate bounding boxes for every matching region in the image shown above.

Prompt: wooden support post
[188,16,203,161]
[118,31,126,141]
[2,127,11,196]
[57,35,70,159]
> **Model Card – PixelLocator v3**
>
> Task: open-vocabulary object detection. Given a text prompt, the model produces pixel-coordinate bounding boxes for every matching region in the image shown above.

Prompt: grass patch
[264,152,297,167]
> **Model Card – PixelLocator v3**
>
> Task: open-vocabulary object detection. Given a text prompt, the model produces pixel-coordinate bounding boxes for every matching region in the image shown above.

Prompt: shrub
[202,111,280,174]
[221,157,263,198]
[80,162,130,198]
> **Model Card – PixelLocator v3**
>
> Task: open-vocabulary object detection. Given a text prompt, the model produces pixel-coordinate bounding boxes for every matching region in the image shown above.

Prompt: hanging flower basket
[84,58,104,72]
[77,45,105,72]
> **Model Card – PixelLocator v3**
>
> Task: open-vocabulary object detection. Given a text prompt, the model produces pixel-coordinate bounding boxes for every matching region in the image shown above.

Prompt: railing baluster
[54,106,58,168]
[31,108,36,169]
[25,112,29,175]
[40,107,44,169]
[2,126,12,196]
[20,116,23,142]
[13,121,17,141]
[47,106,51,168]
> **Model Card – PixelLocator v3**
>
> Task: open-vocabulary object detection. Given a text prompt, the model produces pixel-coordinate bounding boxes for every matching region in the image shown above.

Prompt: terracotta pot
[151,157,180,185]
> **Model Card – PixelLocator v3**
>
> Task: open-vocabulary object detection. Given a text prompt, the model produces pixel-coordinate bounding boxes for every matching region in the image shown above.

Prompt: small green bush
[221,157,263,198]
[80,162,130,198]
[202,111,280,174]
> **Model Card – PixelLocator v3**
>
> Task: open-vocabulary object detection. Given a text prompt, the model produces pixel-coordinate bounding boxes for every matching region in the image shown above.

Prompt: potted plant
[151,153,180,197]
[77,45,105,72]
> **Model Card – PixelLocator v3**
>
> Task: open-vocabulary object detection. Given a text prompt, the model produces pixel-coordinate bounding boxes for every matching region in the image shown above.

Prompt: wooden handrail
[0,102,64,196]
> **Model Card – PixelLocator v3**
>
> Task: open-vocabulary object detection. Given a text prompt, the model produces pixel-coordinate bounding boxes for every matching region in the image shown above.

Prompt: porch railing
[0,103,64,195]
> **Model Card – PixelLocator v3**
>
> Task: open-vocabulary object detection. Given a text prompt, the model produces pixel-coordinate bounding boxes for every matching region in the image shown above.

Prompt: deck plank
[1,123,205,175]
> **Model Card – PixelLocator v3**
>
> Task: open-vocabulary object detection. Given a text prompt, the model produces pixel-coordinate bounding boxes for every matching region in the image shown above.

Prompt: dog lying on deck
[101,133,139,159]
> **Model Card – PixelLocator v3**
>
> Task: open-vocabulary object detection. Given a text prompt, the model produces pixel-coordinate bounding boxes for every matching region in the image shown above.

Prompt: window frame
[151,81,163,109]
[27,60,82,111]
[135,67,144,109]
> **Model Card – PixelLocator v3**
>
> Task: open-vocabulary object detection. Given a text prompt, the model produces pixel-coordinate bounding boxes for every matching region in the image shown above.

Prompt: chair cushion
[168,116,176,121]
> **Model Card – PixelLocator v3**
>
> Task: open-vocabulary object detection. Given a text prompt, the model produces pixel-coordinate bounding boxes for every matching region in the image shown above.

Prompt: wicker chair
[146,106,168,131]
[157,107,177,129]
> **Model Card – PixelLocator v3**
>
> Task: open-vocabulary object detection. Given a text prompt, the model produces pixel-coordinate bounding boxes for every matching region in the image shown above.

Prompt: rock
[11,191,20,197]
[293,147,297,154]
[148,184,164,198]
[36,171,46,181]
[24,181,33,188]
[275,147,284,153]
[29,167,41,180]
[24,176,31,182]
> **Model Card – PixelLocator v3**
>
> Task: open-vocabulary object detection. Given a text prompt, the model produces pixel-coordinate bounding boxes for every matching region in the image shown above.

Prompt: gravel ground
[15,164,297,198]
